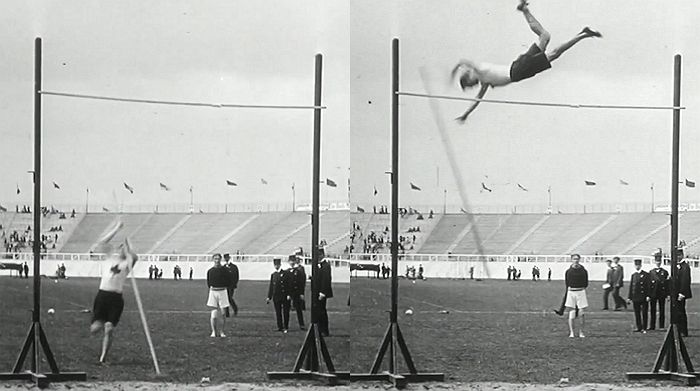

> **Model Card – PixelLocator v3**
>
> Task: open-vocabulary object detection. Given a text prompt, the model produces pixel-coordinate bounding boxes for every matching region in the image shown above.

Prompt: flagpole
[85,188,89,214]
[189,186,194,213]
[650,183,654,213]
[443,189,447,214]
[292,183,296,212]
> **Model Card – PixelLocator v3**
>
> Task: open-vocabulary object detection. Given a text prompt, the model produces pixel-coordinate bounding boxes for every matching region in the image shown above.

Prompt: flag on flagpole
[460,207,468,214]
[0,204,7,212]
[410,182,421,191]
[517,183,528,191]
[261,178,268,185]
[124,182,134,194]
[584,180,596,186]
[325,178,337,187]
[619,179,629,186]
[686,179,696,188]
[356,206,365,213]
[373,186,378,196]
[226,180,238,187]
[481,182,492,192]
[159,182,170,191]
[52,182,61,189]
[16,185,20,195]
[102,207,110,212]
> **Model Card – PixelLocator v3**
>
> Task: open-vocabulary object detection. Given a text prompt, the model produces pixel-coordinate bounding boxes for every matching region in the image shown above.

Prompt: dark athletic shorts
[510,43,552,82]
[92,289,125,326]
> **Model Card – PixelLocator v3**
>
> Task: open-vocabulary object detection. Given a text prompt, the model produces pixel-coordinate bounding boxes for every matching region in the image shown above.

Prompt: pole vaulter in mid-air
[451,0,602,122]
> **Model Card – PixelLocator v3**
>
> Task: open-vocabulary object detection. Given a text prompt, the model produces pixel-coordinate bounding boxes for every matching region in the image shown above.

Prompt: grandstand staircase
[505,215,550,254]
[446,216,481,254]
[411,214,442,253]
[564,214,618,254]
[146,214,192,254]
[206,214,259,253]
[262,213,319,254]
[620,214,683,254]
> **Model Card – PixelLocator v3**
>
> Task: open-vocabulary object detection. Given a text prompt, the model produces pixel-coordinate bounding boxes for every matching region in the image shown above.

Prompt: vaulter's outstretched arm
[456,84,489,123]
[123,236,138,266]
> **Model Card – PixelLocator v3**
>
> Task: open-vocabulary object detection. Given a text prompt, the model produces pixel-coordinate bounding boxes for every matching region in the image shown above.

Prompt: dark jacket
[225,263,240,289]
[267,269,288,302]
[207,265,232,288]
[314,260,333,298]
[612,264,624,287]
[674,261,692,299]
[287,265,307,297]
[565,264,588,289]
[649,267,669,299]
[628,270,651,302]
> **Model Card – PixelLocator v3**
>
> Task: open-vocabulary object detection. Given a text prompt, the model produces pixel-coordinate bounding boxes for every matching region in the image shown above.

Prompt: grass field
[350,277,700,384]
[0,277,349,383]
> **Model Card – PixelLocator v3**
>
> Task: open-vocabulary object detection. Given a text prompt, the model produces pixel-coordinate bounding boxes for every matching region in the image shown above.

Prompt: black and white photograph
[2,0,700,390]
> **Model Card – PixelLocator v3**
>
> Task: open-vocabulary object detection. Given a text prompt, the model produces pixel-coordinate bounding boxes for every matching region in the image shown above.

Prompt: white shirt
[99,254,133,293]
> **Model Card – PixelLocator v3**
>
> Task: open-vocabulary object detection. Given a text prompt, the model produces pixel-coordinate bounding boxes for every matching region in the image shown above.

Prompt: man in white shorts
[206,253,232,337]
[564,253,588,338]
[90,220,138,364]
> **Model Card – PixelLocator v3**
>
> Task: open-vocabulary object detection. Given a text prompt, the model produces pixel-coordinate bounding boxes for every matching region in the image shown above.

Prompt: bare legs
[568,309,585,338]
[518,2,550,50]
[90,321,115,363]
[209,308,227,337]
[518,1,601,62]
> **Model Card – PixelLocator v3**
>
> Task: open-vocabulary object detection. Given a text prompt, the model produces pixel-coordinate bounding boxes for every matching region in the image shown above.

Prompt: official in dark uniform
[266,258,290,332]
[602,259,614,310]
[648,253,669,330]
[287,255,307,330]
[224,253,240,316]
[314,250,334,337]
[611,256,626,310]
[627,259,651,333]
[673,255,692,337]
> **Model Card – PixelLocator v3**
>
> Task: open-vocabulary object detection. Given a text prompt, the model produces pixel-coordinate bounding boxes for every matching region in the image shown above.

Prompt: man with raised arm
[451,0,601,122]
[89,219,138,364]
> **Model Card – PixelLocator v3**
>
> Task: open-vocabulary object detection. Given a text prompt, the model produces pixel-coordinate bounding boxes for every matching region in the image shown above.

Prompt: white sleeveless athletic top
[99,254,133,293]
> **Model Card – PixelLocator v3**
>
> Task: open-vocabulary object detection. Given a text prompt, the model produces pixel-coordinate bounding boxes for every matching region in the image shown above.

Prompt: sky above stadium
[351,0,700,212]
[0,0,349,210]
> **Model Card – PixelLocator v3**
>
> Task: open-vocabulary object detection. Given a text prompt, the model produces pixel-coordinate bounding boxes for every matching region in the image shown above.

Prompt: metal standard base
[350,322,445,389]
[626,324,695,386]
[0,321,87,389]
[267,323,345,385]
[0,371,87,389]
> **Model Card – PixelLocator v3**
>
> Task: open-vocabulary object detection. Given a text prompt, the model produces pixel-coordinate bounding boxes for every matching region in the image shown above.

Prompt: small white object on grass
[405,309,414,315]
[200,377,210,384]
[412,280,416,284]
[47,308,55,315]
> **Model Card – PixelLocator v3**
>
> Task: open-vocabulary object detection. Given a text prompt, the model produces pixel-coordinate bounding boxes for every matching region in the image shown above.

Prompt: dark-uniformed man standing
[627,259,651,333]
[314,249,334,337]
[224,253,240,316]
[287,254,307,330]
[648,252,669,330]
[611,256,627,310]
[673,252,692,337]
[266,258,290,333]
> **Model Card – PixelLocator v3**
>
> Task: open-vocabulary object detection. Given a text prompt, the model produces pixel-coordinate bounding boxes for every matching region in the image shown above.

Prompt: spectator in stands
[71,209,76,218]
[611,257,627,310]
[59,263,66,279]
[23,262,29,278]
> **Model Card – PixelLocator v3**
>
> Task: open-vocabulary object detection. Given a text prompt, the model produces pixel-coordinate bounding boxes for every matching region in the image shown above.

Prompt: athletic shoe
[569,333,575,338]
[283,329,288,334]
[210,332,216,338]
[579,332,585,338]
[300,325,306,330]
[219,332,226,338]
[553,309,564,316]
[642,330,647,334]
[581,27,602,38]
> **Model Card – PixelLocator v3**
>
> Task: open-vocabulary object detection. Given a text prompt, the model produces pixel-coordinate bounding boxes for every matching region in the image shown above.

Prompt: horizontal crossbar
[397,91,685,111]
[39,91,326,110]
